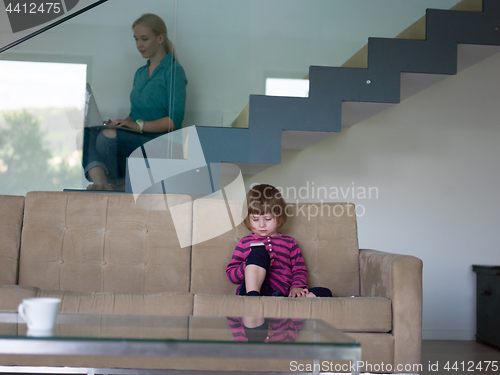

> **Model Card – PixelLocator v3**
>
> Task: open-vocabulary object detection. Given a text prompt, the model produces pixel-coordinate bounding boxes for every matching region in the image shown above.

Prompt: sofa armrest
[359,249,423,370]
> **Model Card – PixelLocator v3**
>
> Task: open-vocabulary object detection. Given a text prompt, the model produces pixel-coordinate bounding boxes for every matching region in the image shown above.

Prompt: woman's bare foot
[86,166,113,191]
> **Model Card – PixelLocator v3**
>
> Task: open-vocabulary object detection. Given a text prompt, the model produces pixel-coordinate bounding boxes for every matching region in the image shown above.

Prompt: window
[0,60,87,194]
[265,78,309,98]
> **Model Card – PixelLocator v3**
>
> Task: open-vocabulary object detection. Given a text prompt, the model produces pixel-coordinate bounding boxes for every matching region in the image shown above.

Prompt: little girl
[226,184,332,298]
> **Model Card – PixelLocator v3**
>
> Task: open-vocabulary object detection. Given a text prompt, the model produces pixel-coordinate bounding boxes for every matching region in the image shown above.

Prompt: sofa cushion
[0,195,25,285]
[18,192,192,293]
[190,197,243,295]
[191,200,360,297]
[36,289,193,316]
[281,202,360,296]
[193,294,391,333]
[0,285,37,310]
[0,285,193,315]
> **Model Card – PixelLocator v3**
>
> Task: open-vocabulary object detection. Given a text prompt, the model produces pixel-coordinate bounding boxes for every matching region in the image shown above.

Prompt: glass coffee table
[0,312,361,375]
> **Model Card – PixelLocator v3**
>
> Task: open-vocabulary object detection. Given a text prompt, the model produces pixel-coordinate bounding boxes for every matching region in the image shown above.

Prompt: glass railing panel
[0,0,180,193]
[0,1,105,54]
[0,0,462,194]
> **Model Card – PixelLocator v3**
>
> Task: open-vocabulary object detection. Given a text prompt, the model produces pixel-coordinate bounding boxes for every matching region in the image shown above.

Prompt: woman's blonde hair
[132,13,177,60]
[243,184,288,230]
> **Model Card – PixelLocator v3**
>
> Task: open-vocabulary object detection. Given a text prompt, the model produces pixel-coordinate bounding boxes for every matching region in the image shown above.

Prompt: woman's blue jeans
[82,128,165,184]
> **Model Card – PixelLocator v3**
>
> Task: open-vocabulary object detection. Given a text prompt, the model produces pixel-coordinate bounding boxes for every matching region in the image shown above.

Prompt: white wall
[245,51,500,340]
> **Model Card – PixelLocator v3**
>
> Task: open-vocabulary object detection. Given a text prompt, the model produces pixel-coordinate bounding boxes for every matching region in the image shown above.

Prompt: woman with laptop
[82,13,187,191]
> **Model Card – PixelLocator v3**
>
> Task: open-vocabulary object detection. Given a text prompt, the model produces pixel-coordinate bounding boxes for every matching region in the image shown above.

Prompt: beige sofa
[0,191,422,373]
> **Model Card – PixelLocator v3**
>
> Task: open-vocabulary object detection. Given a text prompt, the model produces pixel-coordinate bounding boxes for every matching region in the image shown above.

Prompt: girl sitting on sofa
[226,184,332,298]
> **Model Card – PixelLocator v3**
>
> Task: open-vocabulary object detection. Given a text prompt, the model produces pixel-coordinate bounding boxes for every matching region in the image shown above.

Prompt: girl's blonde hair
[244,184,288,230]
[132,13,177,60]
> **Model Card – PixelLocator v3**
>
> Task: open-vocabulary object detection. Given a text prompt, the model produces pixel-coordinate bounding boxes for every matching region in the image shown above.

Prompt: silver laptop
[84,83,139,133]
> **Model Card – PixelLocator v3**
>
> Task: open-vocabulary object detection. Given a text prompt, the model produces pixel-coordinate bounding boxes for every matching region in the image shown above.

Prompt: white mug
[18,298,61,337]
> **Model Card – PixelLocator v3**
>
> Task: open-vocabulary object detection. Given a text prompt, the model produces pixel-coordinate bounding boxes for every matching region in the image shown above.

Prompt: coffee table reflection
[0,312,361,374]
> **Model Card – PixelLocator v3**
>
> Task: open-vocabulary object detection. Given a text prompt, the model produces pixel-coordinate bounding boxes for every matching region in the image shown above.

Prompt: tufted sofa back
[18,192,192,293]
[14,192,359,297]
[0,195,25,285]
[190,199,360,297]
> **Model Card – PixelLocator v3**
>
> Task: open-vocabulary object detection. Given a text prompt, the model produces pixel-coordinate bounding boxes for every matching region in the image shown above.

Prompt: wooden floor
[420,340,500,375]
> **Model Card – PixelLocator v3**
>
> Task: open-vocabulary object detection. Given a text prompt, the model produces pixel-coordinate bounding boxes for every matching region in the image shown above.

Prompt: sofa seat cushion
[36,289,193,316]
[193,294,392,333]
[0,286,37,336]
[0,285,38,311]
[0,285,193,316]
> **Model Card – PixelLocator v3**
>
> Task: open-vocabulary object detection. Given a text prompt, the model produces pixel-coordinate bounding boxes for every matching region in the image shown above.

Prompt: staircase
[184,0,500,180]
